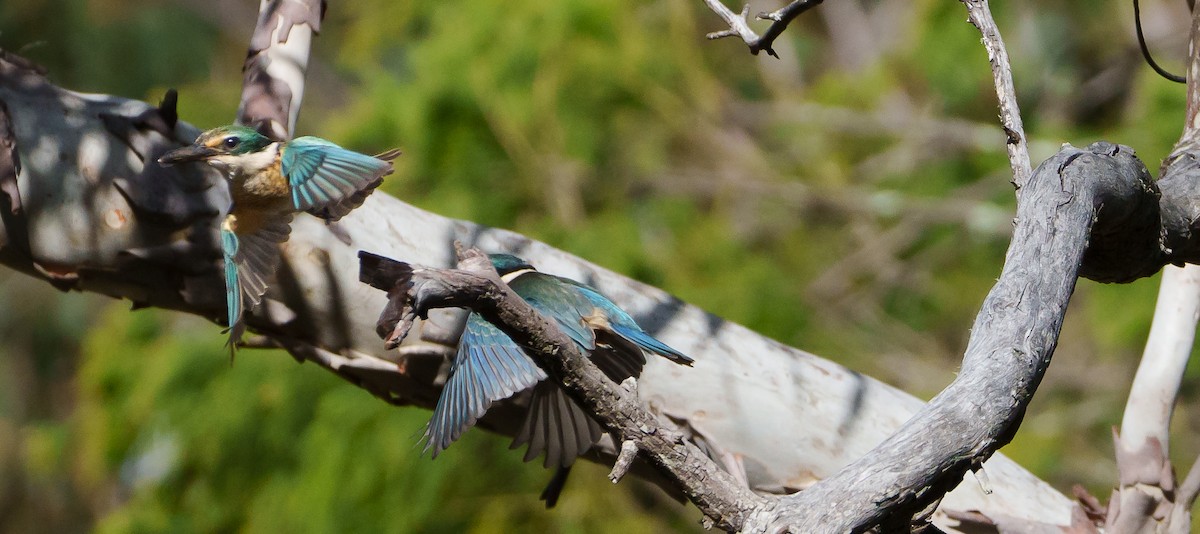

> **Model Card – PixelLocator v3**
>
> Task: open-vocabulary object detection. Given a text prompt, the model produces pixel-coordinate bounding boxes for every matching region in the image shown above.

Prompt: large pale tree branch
[0,49,1081,531]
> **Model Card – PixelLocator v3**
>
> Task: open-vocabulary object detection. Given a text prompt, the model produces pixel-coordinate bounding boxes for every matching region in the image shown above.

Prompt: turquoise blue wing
[220,214,291,357]
[423,313,547,457]
[280,137,397,219]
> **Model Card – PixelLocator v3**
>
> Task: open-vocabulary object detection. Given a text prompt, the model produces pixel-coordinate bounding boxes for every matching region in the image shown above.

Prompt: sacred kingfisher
[424,253,693,497]
[159,125,400,356]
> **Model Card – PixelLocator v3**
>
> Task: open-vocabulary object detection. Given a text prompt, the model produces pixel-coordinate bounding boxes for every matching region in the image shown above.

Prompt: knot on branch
[1055,142,1164,283]
[609,440,640,483]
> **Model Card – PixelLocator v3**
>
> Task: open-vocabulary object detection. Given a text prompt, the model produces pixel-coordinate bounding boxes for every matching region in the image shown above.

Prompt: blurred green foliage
[2,0,1200,531]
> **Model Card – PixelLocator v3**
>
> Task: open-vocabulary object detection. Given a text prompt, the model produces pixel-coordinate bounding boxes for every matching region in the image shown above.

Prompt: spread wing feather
[221,214,291,358]
[507,273,598,350]
[422,313,547,457]
[280,137,399,220]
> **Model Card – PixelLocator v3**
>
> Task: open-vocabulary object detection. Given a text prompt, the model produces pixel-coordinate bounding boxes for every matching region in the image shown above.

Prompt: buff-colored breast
[226,206,286,236]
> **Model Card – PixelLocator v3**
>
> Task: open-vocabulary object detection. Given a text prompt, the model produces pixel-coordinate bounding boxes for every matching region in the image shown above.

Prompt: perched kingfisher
[424,253,693,503]
[159,125,400,356]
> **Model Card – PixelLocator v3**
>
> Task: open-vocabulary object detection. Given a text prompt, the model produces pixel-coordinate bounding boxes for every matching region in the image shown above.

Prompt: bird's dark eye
[223,137,239,149]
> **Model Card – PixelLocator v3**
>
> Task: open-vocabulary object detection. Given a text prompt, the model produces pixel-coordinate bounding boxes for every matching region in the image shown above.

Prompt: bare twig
[609,440,640,483]
[1173,1,1200,153]
[960,0,1031,191]
[703,0,824,58]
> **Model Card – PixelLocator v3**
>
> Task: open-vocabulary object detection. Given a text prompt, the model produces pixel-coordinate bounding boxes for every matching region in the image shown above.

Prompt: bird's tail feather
[613,324,694,366]
[512,382,603,469]
[540,466,573,508]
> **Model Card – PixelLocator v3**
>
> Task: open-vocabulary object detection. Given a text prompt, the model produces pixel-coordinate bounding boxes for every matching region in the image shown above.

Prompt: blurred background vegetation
[1,0,1197,531]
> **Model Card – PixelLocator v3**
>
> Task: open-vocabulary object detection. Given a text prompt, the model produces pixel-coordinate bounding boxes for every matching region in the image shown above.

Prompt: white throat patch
[211,142,280,178]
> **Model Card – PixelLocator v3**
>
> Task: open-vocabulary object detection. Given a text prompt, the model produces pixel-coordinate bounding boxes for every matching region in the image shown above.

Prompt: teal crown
[489,254,535,276]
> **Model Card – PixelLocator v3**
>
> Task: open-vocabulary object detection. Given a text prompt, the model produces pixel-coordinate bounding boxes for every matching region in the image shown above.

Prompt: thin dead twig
[703,0,823,58]
[960,0,1032,191]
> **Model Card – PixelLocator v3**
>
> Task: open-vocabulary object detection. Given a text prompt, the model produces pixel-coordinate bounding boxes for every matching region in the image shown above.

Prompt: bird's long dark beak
[158,145,218,166]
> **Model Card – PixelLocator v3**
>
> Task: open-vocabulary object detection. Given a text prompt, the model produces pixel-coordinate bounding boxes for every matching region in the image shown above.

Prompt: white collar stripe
[500,268,535,284]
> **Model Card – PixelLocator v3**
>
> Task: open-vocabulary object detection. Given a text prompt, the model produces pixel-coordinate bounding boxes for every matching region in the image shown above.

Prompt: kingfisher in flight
[424,253,693,504]
[159,125,400,356]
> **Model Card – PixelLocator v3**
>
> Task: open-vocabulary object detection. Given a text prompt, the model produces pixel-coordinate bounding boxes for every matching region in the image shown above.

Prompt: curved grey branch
[749,143,1160,532]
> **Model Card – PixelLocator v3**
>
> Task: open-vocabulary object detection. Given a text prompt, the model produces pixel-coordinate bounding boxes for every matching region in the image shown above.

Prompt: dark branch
[358,246,766,532]
[703,0,823,58]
